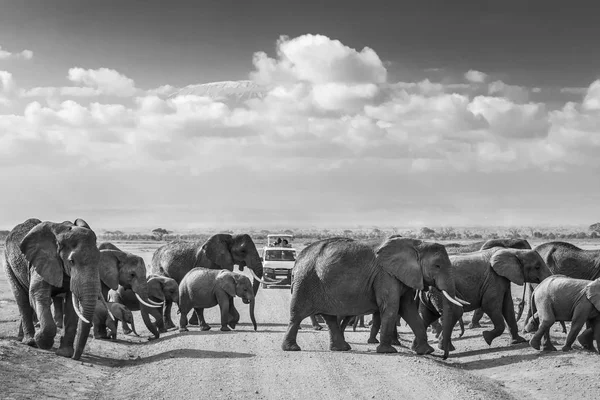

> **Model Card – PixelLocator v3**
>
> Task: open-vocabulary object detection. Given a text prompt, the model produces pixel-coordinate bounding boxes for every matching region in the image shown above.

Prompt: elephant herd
[3,217,600,363]
[2,218,277,360]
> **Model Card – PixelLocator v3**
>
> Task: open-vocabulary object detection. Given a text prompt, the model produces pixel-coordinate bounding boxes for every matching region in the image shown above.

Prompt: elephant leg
[401,301,434,355]
[563,310,587,352]
[529,315,555,351]
[540,329,557,351]
[577,320,596,351]
[502,292,526,345]
[178,303,190,333]
[52,296,64,329]
[195,309,211,331]
[216,295,232,331]
[322,314,351,351]
[377,295,401,354]
[282,316,304,351]
[593,319,600,354]
[419,306,440,345]
[5,267,36,346]
[469,308,484,329]
[339,315,353,333]
[164,300,175,330]
[310,315,323,330]
[150,307,166,333]
[121,317,132,334]
[368,312,381,344]
[30,283,56,350]
[189,309,200,325]
[140,306,160,339]
[56,291,77,358]
[228,299,240,329]
[481,306,506,346]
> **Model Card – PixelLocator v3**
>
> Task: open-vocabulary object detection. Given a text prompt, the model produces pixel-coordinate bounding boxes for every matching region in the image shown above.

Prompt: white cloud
[250,34,387,85]
[464,69,488,83]
[1,34,600,228]
[67,67,138,97]
[0,46,33,60]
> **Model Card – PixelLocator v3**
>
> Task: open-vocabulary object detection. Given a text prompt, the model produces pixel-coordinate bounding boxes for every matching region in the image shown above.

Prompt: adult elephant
[463,239,532,328]
[419,247,551,350]
[528,275,600,352]
[3,218,101,360]
[151,234,277,328]
[520,241,600,329]
[52,241,163,333]
[282,236,465,359]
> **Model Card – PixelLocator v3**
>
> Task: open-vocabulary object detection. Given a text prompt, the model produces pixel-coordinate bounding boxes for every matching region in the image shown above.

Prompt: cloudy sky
[1,1,599,231]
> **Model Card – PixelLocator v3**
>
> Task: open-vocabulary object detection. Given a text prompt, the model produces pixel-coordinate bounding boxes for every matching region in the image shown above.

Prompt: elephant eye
[130,273,135,278]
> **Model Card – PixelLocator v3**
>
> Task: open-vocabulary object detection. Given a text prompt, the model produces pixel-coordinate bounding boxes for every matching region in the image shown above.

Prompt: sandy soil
[1,240,600,400]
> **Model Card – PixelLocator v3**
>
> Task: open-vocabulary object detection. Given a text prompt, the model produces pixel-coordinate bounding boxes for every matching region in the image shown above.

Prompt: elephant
[92,300,138,340]
[444,238,531,256]
[520,241,600,329]
[419,247,552,350]
[92,299,118,340]
[3,218,101,360]
[281,237,465,359]
[52,241,163,334]
[528,275,600,353]
[465,239,533,328]
[145,274,179,331]
[178,268,257,332]
[151,234,277,329]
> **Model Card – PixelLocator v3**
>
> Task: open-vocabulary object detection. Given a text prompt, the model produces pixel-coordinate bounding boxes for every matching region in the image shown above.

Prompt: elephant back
[150,240,201,283]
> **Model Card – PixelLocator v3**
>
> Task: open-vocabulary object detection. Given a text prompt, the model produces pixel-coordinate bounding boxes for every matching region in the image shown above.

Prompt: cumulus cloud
[1,34,600,228]
[465,69,488,83]
[0,46,33,60]
[67,67,138,97]
[250,34,387,85]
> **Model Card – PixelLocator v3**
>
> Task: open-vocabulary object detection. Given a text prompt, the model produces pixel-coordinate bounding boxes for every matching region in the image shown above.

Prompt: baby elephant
[178,268,257,332]
[529,275,600,352]
[93,301,137,340]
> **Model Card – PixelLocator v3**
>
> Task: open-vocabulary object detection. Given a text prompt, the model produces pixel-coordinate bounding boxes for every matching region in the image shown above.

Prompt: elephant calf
[529,275,600,353]
[178,268,257,332]
[93,301,138,340]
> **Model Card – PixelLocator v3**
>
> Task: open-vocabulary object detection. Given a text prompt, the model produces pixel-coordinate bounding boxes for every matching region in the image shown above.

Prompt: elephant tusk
[455,296,470,306]
[71,294,91,324]
[414,289,420,301]
[248,268,272,284]
[442,290,463,308]
[146,298,164,306]
[135,293,163,308]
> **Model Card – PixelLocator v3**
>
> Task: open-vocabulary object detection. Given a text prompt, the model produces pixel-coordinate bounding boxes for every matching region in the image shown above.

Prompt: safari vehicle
[260,234,297,288]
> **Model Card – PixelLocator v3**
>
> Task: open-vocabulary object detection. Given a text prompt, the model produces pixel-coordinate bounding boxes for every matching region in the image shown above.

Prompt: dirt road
[1,241,600,399]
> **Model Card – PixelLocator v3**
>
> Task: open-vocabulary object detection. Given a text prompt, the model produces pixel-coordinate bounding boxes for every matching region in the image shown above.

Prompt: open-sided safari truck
[260,234,297,288]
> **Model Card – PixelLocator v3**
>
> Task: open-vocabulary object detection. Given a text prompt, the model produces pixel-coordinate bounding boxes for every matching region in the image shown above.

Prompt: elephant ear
[490,249,524,285]
[375,237,423,290]
[203,235,234,270]
[585,279,600,311]
[19,222,69,288]
[98,249,126,290]
[215,271,237,298]
[73,218,91,229]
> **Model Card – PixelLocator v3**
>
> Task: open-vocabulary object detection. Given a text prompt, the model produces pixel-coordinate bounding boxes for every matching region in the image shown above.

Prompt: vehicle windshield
[265,250,296,261]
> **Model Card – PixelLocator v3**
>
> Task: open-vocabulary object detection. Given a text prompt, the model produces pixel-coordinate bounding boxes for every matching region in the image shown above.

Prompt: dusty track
[2,241,600,399]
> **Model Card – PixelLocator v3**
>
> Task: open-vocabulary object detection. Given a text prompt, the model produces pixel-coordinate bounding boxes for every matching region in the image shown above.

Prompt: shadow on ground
[84,348,255,367]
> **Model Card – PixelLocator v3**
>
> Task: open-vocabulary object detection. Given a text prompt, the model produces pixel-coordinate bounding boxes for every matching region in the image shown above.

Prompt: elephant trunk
[440,299,462,360]
[130,316,140,336]
[249,298,257,331]
[72,279,99,360]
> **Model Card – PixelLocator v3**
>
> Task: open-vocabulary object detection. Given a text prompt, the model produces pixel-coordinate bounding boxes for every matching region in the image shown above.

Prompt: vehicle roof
[264,246,297,251]
[267,234,293,238]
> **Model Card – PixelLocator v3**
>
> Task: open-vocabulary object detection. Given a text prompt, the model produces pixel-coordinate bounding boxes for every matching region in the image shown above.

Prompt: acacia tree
[152,228,171,240]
